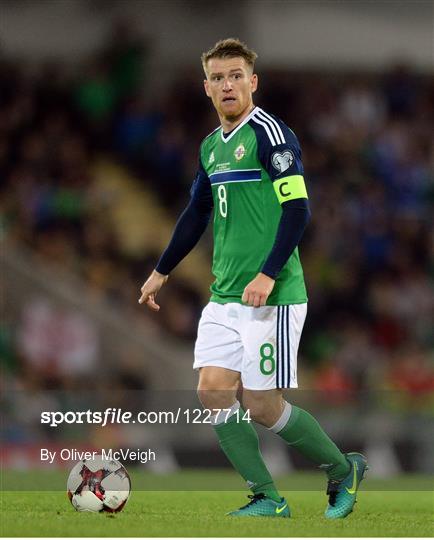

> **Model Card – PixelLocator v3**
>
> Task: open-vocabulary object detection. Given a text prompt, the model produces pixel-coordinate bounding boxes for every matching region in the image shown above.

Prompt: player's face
[204,57,258,122]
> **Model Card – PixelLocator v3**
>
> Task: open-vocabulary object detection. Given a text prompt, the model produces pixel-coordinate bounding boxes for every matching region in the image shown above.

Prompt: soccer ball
[67,455,131,512]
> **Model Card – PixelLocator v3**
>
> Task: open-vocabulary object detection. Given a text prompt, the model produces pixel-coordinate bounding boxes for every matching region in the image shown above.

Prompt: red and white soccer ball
[67,455,131,513]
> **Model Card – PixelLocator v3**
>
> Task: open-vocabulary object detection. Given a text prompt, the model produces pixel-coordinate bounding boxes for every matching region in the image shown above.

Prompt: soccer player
[139,38,367,519]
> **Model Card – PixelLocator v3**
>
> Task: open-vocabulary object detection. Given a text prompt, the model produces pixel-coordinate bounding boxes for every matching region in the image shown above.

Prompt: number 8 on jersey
[217,184,227,218]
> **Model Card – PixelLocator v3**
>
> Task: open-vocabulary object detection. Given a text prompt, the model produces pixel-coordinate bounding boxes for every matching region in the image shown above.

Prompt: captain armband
[273,175,308,204]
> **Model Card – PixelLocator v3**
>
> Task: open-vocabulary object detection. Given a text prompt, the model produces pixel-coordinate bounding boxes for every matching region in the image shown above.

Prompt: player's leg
[242,303,367,518]
[269,398,367,518]
[194,303,283,514]
[244,389,351,477]
[210,386,289,518]
[242,388,367,518]
[197,366,281,503]
[195,305,288,518]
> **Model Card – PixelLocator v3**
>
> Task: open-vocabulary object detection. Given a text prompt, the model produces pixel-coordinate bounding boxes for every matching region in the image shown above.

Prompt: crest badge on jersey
[272,150,294,173]
[209,151,215,164]
[234,144,246,161]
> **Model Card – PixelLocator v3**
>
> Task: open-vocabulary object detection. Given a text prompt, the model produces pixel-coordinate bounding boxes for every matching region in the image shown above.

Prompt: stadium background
[1,0,433,482]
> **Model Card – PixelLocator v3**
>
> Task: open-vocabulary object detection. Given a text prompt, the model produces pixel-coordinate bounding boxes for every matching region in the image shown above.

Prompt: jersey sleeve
[155,155,213,275]
[190,156,214,211]
[250,112,308,205]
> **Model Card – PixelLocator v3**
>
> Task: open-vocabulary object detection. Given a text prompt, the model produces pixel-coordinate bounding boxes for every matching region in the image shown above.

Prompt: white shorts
[193,302,307,390]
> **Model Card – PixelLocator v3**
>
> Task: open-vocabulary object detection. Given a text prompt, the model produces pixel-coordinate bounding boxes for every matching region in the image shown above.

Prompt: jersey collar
[220,106,258,143]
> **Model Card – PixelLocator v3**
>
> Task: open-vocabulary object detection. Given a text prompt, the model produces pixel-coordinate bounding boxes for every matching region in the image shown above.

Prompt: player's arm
[138,162,213,311]
[242,120,310,307]
[261,193,310,280]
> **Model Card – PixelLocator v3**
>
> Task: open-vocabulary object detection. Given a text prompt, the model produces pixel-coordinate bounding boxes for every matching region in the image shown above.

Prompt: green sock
[276,405,350,481]
[214,408,281,502]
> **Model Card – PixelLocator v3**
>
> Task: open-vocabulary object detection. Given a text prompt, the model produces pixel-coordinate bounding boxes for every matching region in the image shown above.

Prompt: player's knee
[197,387,237,409]
[197,376,238,409]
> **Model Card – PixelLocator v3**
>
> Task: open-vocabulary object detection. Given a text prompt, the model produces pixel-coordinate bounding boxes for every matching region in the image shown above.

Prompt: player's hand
[242,273,275,308]
[138,270,169,312]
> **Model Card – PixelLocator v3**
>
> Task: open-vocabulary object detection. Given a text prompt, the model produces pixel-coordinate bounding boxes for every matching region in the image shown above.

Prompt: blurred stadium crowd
[1,25,433,409]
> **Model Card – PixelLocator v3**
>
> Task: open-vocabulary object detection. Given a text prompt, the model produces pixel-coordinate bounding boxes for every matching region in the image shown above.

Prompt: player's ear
[250,73,258,94]
[204,79,211,98]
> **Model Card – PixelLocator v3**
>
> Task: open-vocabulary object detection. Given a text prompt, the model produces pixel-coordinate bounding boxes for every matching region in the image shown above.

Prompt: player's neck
[220,104,255,134]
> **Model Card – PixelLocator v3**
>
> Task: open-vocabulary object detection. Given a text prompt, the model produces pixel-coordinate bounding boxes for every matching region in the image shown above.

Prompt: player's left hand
[242,273,275,308]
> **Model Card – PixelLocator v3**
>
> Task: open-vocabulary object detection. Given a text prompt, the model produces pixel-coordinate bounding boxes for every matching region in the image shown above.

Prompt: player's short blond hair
[201,38,258,74]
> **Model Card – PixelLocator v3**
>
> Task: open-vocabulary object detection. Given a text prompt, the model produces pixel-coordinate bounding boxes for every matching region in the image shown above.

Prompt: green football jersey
[197,106,308,305]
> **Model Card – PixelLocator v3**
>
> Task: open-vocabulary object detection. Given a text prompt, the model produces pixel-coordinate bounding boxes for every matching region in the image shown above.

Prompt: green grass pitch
[1,470,433,537]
